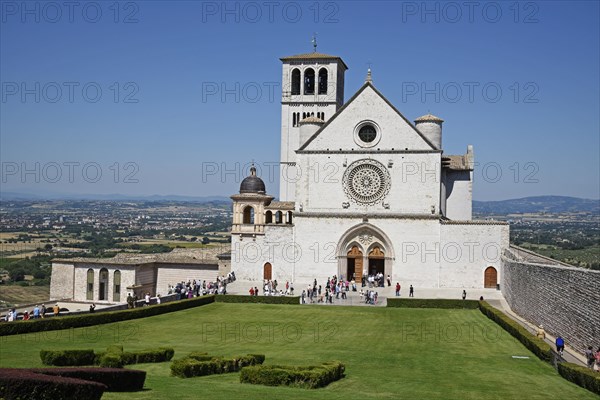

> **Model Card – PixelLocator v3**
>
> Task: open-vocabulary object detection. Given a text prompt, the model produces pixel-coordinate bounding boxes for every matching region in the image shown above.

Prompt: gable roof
[280,52,348,69]
[297,82,437,151]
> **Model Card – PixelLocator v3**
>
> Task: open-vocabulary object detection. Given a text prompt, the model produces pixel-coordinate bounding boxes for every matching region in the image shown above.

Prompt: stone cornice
[294,212,440,219]
[296,149,442,155]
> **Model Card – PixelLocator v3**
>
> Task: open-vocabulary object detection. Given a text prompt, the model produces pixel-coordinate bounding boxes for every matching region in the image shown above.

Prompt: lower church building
[230,50,509,288]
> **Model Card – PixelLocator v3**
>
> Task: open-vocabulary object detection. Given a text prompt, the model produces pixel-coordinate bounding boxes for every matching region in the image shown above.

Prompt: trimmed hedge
[40,349,96,366]
[0,295,215,336]
[387,298,479,309]
[31,367,146,392]
[0,368,106,400]
[240,361,345,389]
[42,346,175,368]
[557,362,600,395]
[478,301,553,362]
[215,295,301,305]
[170,353,265,378]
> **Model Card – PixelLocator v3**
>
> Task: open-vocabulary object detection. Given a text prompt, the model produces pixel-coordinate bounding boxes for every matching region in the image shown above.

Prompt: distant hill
[473,196,600,215]
[0,191,231,203]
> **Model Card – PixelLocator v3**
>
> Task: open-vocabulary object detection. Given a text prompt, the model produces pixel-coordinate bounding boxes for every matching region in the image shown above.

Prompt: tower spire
[311,33,317,52]
[365,63,372,83]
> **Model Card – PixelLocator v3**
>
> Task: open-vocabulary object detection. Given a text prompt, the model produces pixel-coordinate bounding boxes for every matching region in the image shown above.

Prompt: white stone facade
[230,51,509,290]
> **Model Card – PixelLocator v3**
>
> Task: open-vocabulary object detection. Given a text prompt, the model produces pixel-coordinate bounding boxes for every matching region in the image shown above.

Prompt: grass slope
[0,303,596,400]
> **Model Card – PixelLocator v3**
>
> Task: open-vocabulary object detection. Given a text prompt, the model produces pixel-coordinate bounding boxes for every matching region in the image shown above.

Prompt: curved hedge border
[0,368,106,400]
[557,362,600,395]
[171,353,265,378]
[387,298,479,309]
[478,301,553,362]
[240,361,345,389]
[0,295,215,336]
[215,295,300,305]
[30,367,146,392]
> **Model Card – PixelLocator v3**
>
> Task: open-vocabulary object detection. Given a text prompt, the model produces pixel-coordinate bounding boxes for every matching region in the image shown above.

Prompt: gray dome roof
[240,166,266,194]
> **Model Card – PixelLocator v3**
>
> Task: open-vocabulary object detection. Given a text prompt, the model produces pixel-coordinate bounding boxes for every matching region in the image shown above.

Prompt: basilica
[230,50,509,289]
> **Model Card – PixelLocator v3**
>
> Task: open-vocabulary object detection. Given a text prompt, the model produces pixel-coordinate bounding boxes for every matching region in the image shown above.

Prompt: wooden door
[484,267,497,288]
[263,263,272,280]
[348,246,363,281]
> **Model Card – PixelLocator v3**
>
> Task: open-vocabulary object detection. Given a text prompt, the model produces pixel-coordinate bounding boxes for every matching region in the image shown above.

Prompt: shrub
[0,368,106,400]
[387,298,479,309]
[240,361,345,389]
[215,295,300,305]
[478,301,553,362]
[40,349,96,366]
[31,367,146,392]
[170,353,266,378]
[557,362,600,395]
[98,353,124,368]
[0,295,215,336]
[131,347,175,364]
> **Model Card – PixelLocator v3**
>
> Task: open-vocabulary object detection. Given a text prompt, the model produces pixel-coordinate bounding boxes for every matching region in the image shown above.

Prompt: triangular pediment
[298,83,437,152]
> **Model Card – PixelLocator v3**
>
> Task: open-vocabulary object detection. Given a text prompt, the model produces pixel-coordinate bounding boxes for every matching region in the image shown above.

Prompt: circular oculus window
[353,121,381,147]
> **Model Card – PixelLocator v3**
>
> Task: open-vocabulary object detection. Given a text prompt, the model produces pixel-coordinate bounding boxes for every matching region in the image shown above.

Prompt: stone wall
[502,251,600,353]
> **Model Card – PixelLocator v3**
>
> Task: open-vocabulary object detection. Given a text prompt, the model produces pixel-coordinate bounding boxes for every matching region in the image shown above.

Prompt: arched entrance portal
[484,266,497,288]
[337,223,395,283]
[368,247,385,275]
[346,246,363,282]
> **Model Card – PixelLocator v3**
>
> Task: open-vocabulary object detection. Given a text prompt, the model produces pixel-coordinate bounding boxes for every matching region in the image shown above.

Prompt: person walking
[555,336,564,357]
[395,282,401,296]
[33,305,40,319]
[409,285,414,297]
[53,303,60,317]
[585,346,595,369]
[536,325,546,340]
[462,290,467,300]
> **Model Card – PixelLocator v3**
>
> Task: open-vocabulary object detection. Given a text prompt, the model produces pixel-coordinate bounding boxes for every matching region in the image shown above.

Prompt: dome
[239,166,266,194]
[298,116,324,125]
[414,113,444,123]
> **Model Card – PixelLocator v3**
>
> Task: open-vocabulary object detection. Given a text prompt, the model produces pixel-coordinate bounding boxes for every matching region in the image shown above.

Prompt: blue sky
[1,0,599,200]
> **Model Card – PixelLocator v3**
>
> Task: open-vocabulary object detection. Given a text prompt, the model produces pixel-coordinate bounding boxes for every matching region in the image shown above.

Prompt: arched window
[99,268,109,301]
[291,69,300,95]
[275,211,283,224]
[265,210,273,224]
[304,68,315,95]
[86,269,94,300]
[113,270,121,302]
[287,211,293,224]
[318,68,328,94]
[243,206,255,224]
[302,112,306,119]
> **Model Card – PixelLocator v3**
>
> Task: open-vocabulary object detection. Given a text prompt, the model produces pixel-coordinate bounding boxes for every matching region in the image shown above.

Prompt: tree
[44,244,53,251]
[202,237,210,245]
[9,269,26,282]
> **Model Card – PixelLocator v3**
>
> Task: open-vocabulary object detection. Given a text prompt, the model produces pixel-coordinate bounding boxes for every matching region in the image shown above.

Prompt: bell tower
[279,46,347,202]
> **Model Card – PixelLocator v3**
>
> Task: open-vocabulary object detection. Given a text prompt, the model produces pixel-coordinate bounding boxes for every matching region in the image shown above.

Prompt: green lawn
[0,303,596,399]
